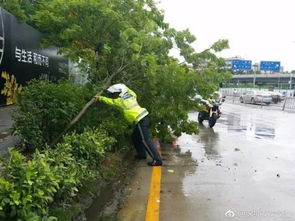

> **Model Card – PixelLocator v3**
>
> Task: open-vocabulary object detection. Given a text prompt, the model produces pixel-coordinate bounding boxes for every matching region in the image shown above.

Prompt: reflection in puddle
[224,113,276,140]
[161,144,198,168]
[196,125,221,160]
[253,127,275,139]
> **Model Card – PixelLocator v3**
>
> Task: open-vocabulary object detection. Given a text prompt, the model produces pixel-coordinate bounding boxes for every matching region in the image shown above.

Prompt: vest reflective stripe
[136,109,148,120]
[122,98,148,123]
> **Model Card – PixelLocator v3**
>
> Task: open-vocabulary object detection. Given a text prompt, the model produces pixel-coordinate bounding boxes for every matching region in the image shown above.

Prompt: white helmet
[107,83,128,97]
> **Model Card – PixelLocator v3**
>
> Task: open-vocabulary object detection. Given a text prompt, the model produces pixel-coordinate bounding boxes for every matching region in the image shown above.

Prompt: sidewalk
[0,105,19,153]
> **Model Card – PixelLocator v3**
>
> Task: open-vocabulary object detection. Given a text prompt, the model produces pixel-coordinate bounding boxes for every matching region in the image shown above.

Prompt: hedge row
[0,128,115,220]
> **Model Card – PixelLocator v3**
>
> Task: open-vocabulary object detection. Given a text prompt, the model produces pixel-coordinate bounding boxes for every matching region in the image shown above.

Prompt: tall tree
[1,0,231,140]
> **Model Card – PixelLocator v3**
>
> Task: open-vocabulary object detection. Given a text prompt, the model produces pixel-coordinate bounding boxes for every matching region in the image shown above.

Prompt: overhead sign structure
[260,61,280,72]
[0,7,68,105]
[231,60,252,71]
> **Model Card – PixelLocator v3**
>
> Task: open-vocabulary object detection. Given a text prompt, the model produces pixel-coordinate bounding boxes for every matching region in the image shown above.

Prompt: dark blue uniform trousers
[131,116,162,162]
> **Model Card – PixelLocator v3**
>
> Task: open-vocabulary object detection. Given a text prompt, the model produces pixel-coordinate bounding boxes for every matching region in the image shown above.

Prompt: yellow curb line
[145,166,162,221]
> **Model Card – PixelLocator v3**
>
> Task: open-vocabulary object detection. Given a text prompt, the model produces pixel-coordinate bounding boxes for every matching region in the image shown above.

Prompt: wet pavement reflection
[220,112,276,140]
[160,103,295,221]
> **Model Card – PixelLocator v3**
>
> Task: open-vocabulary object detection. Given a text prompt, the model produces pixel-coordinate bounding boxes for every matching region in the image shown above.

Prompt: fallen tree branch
[49,64,128,148]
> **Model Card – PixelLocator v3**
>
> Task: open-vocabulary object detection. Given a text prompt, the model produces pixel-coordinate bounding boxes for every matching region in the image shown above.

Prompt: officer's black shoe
[147,160,163,166]
[134,155,147,160]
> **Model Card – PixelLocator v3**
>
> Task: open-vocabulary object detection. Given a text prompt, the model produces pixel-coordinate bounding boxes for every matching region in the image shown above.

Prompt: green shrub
[63,128,115,166]
[0,150,59,220]
[48,143,83,202]
[48,128,115,201]
[0,178,15,218]
[0,127,116,219]
[13,80,85,150]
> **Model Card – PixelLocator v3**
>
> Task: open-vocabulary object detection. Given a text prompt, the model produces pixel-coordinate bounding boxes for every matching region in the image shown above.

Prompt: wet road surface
[119,103,295,221]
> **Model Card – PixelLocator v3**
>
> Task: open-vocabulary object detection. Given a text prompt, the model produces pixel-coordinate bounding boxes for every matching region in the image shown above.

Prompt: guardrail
[220,88,295,98]
[282,97,295,110]
[225,95,295,111]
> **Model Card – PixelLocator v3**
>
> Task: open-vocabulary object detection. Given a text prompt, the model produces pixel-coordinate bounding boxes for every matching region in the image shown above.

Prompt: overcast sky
[158,0,295,71]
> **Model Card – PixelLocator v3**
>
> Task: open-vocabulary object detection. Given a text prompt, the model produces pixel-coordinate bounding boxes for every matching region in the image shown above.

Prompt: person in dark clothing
[95,83,162,166]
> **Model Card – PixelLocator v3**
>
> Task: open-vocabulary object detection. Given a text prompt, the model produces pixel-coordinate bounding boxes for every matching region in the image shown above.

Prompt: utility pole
[253,63,258,87]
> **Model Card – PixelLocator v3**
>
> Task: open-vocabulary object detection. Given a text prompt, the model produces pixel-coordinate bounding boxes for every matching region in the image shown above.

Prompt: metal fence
[225,95,295,111]
[281,97,295,110]
[220,88,295,98]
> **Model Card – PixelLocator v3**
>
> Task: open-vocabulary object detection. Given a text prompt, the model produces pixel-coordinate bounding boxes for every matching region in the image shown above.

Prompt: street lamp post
[289,74,294,97]
[253,63,258,87]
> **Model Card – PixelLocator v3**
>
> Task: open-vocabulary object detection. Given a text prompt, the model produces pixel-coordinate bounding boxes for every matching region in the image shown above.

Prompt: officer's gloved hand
[94,95,100,100]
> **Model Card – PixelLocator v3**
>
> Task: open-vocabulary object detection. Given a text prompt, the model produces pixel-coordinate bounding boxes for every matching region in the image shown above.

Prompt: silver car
[240,91,272,105]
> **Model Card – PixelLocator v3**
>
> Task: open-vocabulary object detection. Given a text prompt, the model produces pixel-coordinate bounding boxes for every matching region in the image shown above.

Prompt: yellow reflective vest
[98,88,149,124]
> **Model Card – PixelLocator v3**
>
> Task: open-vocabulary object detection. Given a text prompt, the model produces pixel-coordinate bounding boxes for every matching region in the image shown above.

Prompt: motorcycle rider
[197,91,224,127]
[95,83,163,167]
[209,91,222,102]
[209,92,223,115]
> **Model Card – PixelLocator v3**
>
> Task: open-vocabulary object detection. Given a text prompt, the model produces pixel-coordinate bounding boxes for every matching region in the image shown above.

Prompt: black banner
[0,7,68,105]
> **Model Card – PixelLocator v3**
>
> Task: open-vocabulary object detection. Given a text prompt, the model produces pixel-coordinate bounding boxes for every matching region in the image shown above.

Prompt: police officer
[95,83,163,166]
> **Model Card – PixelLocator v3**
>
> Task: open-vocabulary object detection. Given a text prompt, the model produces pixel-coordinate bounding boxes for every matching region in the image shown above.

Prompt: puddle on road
[220,112,276,140]
[194,125,221,160]
[252,127,275,139]
[160,144,200,221]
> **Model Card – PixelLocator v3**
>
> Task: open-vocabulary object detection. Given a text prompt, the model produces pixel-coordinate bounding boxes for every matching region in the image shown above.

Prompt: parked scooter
[198,97,225,128]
